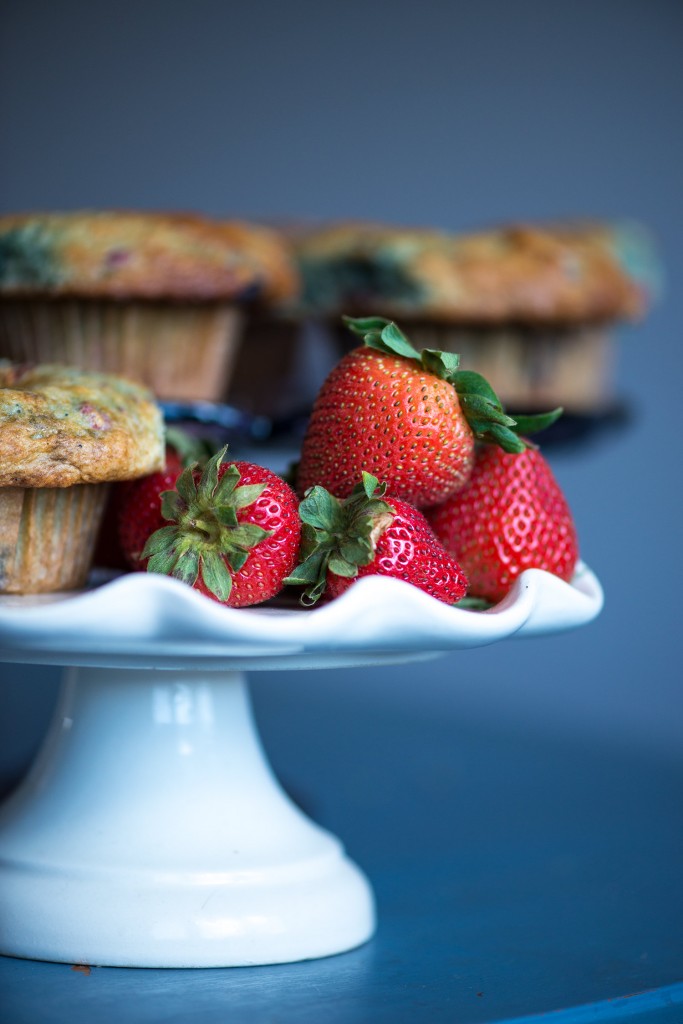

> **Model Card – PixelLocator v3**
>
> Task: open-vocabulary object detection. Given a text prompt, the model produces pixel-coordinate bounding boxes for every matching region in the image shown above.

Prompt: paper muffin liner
[0,483,109,594]
[226,313,342,419]
[0,300,243,402]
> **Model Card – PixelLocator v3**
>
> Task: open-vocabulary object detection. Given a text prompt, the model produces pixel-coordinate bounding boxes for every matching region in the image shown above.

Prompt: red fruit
[93,487,132,571]
[94,447,184,570]
[427,445,579,603]
[285,472,468,606]
[121,447,301,608]
[108,428,215,571]
[296,317,561,508]
[297,342,474,508]
[118,447,185,569]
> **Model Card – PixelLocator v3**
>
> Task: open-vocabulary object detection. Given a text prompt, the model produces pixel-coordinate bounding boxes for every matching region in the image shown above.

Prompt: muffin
[0,362,164,593]
[0,212,299,403]
[293,220,659,414]
[221,220,311,421]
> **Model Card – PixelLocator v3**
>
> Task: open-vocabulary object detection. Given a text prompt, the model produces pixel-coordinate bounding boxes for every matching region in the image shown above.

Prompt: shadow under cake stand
[0,566,603,969]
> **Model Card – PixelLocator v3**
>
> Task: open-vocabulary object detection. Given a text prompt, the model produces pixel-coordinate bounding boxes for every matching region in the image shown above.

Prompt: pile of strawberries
[114,316,579,609]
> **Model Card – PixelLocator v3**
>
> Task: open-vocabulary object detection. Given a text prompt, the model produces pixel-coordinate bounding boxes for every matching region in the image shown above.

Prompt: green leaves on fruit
[342,314,563,450]
[284,471,394,604]
[164,425,216,469]
[142,446,272,601]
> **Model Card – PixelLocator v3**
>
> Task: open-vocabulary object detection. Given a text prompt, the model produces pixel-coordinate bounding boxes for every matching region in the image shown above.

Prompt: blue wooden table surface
[1,662,682,1024]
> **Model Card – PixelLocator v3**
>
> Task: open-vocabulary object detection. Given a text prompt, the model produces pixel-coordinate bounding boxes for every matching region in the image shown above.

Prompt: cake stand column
[0,665,375,968]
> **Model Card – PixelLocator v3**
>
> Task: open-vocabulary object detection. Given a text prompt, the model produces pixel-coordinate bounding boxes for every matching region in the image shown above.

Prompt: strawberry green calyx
[343,315,562,453]
[284,471,395,605]
[141,446,272,602]
[164,425,216,469]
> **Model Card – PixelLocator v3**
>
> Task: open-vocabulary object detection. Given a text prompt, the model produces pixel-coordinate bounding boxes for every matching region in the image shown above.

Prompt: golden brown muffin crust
[295,221,653,324]
[0,362,165,487]
[0,212,299,303]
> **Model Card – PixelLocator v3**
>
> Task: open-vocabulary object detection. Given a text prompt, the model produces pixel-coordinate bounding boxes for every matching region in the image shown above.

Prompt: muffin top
[294,221,658,325]
[0,362,165,487]
[0,212,299,303]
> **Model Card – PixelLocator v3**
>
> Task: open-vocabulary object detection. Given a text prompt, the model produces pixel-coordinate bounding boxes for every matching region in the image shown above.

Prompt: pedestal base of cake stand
[0,666,374,968]
[0,565,604,968]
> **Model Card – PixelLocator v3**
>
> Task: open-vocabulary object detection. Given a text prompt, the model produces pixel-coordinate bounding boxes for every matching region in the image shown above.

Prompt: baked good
[292,220,659,413]
[0,362,164,593]
[0,212,299,402]
[221,219,311,420]
[223,312,331,421]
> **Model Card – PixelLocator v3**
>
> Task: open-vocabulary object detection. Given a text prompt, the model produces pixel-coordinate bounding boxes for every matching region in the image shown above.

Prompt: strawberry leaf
[164,426,215,469]
[345,315,565,449]
[232,483,268,509]
[223,549,251,573]
[229,524,272,549]
[509,408,563,435]
[299,486,345,533]
[159,489,185,523]
[284,549,327,586]
[339,538,374,564]
[459,394,517,426]
[147,548,181,576]
[141,524,180,559]
[172,548,201,586]
[379,321,421,359]
[200,550,234,601]
[141,453,277,603]
[300,580,328,606]
[176,465,199,506]
[452,370,504,409]
[452,368,557,450]
[214,463,241,503]
[286,475,395,604]
[297,522,320,560]
[342,315,394,336]
[284,546,330,605]
[485,423,527,453]
[197,447,225,505]
[214,505,240,527]
[457,596,494,610]
[328,555,359,578]
[361,471,380,500]
[421,349,461,381]
[344,315,423,361]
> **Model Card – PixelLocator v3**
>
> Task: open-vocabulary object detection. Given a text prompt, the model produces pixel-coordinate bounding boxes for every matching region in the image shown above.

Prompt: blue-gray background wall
[0,0,681,778]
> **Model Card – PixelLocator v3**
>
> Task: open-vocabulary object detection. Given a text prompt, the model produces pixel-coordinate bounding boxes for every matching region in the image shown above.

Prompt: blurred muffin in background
[292,220,660,415]
[0,211,299,403]
[223,219,317,421]
[0,361,164,594]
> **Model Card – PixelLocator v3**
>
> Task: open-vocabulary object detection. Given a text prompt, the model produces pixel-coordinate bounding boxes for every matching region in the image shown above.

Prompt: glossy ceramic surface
[0,565,603,968]
[0,669,374,968]
[0,562,603,671]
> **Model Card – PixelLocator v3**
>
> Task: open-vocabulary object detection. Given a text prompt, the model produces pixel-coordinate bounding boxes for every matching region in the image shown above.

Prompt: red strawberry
[116,427,215,571]
[296,316,561,508]
[121,446,301,608]
[117,447,185,570]
[427,445,579,603]
[96,435,196,570]
[285,472,468,606]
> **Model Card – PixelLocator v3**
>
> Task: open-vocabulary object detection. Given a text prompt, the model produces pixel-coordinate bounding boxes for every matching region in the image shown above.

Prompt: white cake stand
[0,565,603,968]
